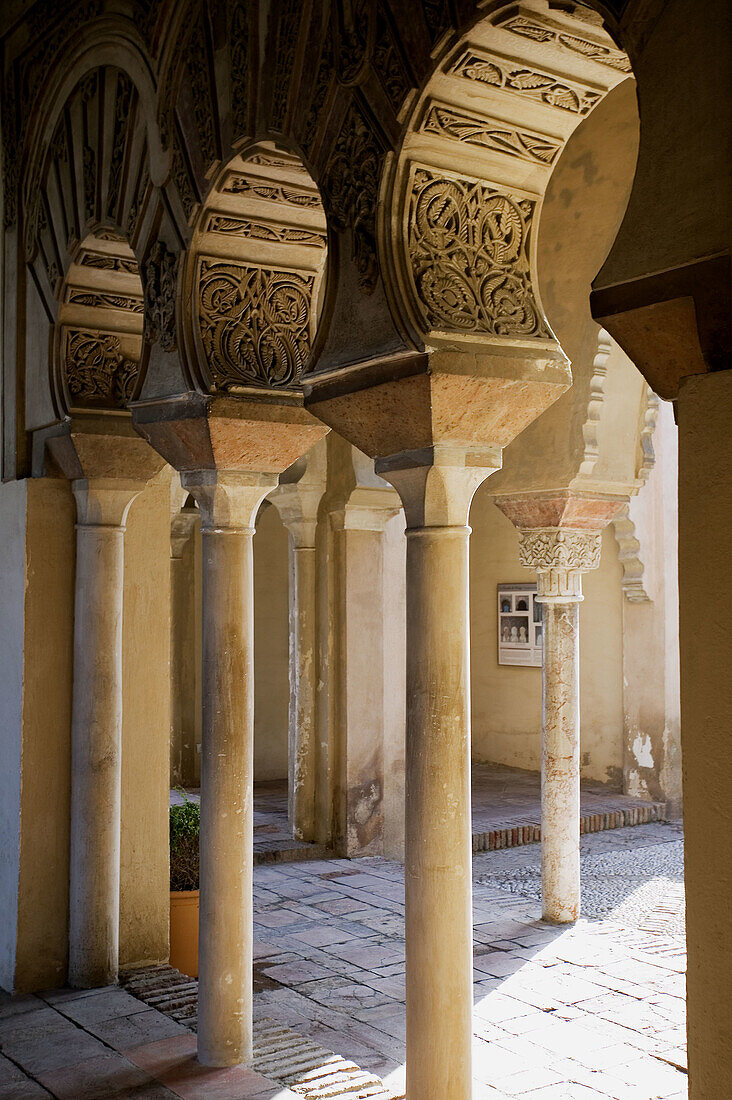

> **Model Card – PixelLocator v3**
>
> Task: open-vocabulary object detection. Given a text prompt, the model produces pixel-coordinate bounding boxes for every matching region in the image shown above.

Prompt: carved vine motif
[197,259,315,389]
[107,72,134,220]
[502,16,631,73]
[228,0,251,140]
[221,174,321,208]
[450,50,601,115]
[408,168,549,338]
[519,528,603,571]
[65,329,138,407]
[373,9,410,111]
[186,8,218,169]
[322,102,382,294]
[206,214,325,247]
[301,25,333,155]
[421,0,451,46]
[172,134,198,221]
[334,0,373,85]
[66,290,145,314]
[80,251,139,275]
[271,0,302,129]
[422,103,561,164]
[143,242,179,352]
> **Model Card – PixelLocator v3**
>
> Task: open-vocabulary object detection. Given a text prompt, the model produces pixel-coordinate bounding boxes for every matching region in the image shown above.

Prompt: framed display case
[498,583,543,667]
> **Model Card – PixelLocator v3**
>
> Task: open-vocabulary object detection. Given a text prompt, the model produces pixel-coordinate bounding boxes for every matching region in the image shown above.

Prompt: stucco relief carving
[407,167,549,338]
[66,290,144,314]
[501,15,631,73]
[450,50,601,115]
[221,174,320,209]
[322,102,382,294]
[205,214,325,248]
[143,242,179,352]
[519,527,602,600]
[196,259,315,389]
[421,103,561,164]
[579,328,612,477]
[65,329,138,407]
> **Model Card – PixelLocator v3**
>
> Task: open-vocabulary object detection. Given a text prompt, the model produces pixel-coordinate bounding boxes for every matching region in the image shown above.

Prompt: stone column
[377,444,500,1100]
[517,528,602,924]
[181,469,277,1068]
[68,478,144,988]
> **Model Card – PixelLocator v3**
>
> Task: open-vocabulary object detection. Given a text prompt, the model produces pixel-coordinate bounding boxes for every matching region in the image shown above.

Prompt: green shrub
[170,790,200,891]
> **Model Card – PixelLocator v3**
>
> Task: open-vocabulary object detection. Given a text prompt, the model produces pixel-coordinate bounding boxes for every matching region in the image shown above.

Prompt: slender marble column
[181,469,277,1067]
[377,446,499,1100]
[68,478,143,988]
[518,528,602,923]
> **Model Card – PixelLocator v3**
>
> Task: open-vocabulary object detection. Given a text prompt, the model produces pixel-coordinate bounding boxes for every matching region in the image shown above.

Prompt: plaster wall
[469,492,624,786]
[120,469,172,969]
[0,480,27,990]
[382,510,406,861]
[15,479,75,990]
[253,501,289,782]
[677,369,732,1096]
[619,404,681,811]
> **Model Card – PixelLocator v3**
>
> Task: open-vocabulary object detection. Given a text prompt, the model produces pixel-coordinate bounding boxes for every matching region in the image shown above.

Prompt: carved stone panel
[196,259,316,389]
[421,102,561,164]
[143,242,179,352]
[500,15,631,73]
[64,328,138,408]
[449,49,602,116]
[322,101,382,294]
[407,167,550,338]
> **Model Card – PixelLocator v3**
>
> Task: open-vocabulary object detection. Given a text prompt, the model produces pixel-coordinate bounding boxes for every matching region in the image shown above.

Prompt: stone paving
[0,823,687,1098]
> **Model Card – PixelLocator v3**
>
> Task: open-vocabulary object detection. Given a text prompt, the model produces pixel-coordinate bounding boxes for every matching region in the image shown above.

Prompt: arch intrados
[379,0,634,353]
[20,22,164,207]
[180,139,328,395]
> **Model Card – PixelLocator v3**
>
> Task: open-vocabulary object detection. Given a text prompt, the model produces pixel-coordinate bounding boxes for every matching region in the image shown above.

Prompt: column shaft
[197,527,255,1065]
[541,600,581,923]
[405,526,473,1100]
[68,524,125,988]
[289,544,318,841]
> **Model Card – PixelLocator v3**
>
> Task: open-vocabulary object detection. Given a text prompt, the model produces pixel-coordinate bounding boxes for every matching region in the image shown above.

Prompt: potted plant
[169,790,200,978]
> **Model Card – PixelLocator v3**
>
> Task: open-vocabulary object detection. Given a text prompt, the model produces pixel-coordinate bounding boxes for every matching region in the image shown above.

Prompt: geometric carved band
[519,527,602,602]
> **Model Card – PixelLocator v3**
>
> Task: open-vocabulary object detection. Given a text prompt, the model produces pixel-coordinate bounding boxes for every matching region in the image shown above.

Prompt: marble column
[180,469,276,1067]
[377,445,500,1100]
[68,478,144,988]
[518,528,602,923]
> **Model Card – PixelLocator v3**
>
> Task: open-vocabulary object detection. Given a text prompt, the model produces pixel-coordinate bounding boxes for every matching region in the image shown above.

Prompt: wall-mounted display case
[498,583,543,667]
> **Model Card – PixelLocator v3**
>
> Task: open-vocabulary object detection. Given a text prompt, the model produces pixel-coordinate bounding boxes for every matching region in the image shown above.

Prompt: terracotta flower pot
[169,889,199,978]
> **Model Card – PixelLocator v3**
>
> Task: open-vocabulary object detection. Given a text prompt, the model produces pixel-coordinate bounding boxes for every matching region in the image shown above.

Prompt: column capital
[181,470,278,531]
[72,478,147,528]
[518,527,602,602]
[375,443,501,528]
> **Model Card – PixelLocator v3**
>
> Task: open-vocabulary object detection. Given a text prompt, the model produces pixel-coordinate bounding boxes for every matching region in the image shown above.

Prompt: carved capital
[518,527,602,602]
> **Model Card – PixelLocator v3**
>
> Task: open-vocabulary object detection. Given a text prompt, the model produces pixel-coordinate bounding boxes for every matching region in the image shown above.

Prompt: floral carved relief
[422,103,561,164]
[322,102,382,294]
[65,329,138,407]
[501,16,631,73]
[196,259,315,389]
[407,167,549,338]
[450,50,601,115]
[518,527,602,600]
[143,242,179,352]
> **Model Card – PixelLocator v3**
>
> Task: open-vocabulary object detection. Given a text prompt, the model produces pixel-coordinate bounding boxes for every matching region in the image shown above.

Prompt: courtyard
[0,824,686,1099]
